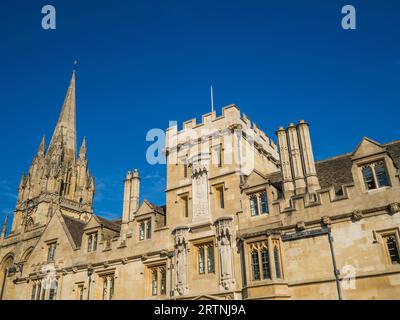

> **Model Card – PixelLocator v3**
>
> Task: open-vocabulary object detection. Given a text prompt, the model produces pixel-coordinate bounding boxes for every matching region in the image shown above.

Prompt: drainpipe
[168,252,174,299]
[87,267,93,300]
[327,228,342,300]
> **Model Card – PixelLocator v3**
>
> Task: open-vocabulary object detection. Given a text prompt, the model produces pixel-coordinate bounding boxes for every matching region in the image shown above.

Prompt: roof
[266,140,400,191]
[95,215,121,233]
[61,214,86,247]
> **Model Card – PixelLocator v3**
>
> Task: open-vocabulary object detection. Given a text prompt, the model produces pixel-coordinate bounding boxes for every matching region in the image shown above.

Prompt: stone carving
[388,202,400,215]
[215,217,235,290]
[189,153,211,222]
[352,210,363,221]
[174,227,189,295]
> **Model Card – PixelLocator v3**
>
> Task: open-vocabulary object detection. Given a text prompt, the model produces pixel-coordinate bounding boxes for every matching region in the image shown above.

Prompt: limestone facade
[0,73,399,300]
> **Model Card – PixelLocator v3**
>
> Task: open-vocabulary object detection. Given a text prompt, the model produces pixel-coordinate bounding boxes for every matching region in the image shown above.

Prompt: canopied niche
[189,153,211,223]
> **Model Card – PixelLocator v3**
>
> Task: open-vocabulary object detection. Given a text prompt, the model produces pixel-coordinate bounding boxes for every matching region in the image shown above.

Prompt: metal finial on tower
[211,85,214,112]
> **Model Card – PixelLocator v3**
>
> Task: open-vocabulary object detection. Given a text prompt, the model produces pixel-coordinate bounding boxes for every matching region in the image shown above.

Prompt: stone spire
[48,71,77,160]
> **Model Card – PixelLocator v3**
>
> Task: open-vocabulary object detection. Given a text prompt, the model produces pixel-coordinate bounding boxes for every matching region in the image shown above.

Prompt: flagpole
[211,85,214,112]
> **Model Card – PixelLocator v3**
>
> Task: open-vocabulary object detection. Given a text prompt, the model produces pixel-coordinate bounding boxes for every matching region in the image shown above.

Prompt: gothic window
[146,220,152,240]
[198,246,205,274]
[362,161,390,191]
[101,274,115,300]
[197,242,215,275]
[260,192,269,214]
[261,247,271,280]
[250,194,259,216]
[383,234,400,264]
[250,191,269,216]
[251,250,260,281]
[139,220,151,241]
[152,270,158,296]
[148,265,167,296]
[47,242,57,262]
[139,222,145,241]
[87,233,98,253]
[249,240,281,282]
[160,268,166,295]
[207,244,215,273]
[375,162,390,187]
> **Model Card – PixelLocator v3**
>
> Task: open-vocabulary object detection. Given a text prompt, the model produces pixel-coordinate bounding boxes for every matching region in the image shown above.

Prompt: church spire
[48,71,77,159]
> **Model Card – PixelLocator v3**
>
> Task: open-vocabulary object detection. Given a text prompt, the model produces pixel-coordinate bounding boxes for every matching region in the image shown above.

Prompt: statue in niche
[174,228,189,295]
[216,218,235,290]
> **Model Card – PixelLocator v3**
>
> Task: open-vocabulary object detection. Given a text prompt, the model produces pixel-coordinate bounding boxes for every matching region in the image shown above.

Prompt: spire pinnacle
[1,213,9,238]
[48,71,77,159]
[37,135,46,155]
[79,136,87,159]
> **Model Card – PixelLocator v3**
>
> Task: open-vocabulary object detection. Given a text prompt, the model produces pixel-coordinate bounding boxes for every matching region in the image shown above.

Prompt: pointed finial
[133,168,139,178]
[1,213,9,238]
[37,135,46,155]
[79,136,87,159]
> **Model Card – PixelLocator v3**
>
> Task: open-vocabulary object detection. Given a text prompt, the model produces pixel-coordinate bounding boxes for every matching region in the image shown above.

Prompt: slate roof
[61,214,86,247]
[96,216,121,233]
[266,140,400,192]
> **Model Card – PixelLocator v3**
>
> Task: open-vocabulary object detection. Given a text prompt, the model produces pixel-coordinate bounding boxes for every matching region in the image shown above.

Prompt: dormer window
[361,161,390,191]
[249,191,269,216]
[87,232,98,253]
[139,219,151,241]
[47,242,57,262]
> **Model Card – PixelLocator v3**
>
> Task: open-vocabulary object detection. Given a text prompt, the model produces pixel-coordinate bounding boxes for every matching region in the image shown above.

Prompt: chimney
[130,169,140,214]
[276,127,295,198]
[297,120,320,193]
[122,171,133,224]
[286,123,306,194]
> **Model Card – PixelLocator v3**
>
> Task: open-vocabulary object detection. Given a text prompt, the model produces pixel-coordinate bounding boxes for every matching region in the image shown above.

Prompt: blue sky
[0,0,399,229]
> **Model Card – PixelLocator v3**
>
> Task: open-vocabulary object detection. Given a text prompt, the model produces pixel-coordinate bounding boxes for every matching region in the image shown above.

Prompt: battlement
[166,104,278,153]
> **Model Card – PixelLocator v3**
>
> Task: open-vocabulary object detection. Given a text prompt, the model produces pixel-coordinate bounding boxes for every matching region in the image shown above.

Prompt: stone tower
[10,71,95,234]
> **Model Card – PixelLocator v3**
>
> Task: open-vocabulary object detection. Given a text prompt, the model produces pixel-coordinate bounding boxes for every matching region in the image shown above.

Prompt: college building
[0,72,399,300]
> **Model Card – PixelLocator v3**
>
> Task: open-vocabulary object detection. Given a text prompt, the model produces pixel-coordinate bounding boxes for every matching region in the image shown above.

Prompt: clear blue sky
[0,0,399,228]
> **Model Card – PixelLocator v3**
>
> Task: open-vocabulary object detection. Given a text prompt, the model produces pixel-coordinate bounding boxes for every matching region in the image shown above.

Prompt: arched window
[260,192,269,214]
[274,246,282,279]
[250,195,259,216]
[152,270,158,296]
[251,250,260,281]
[261,247,271,279]
[0,254,14,300]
